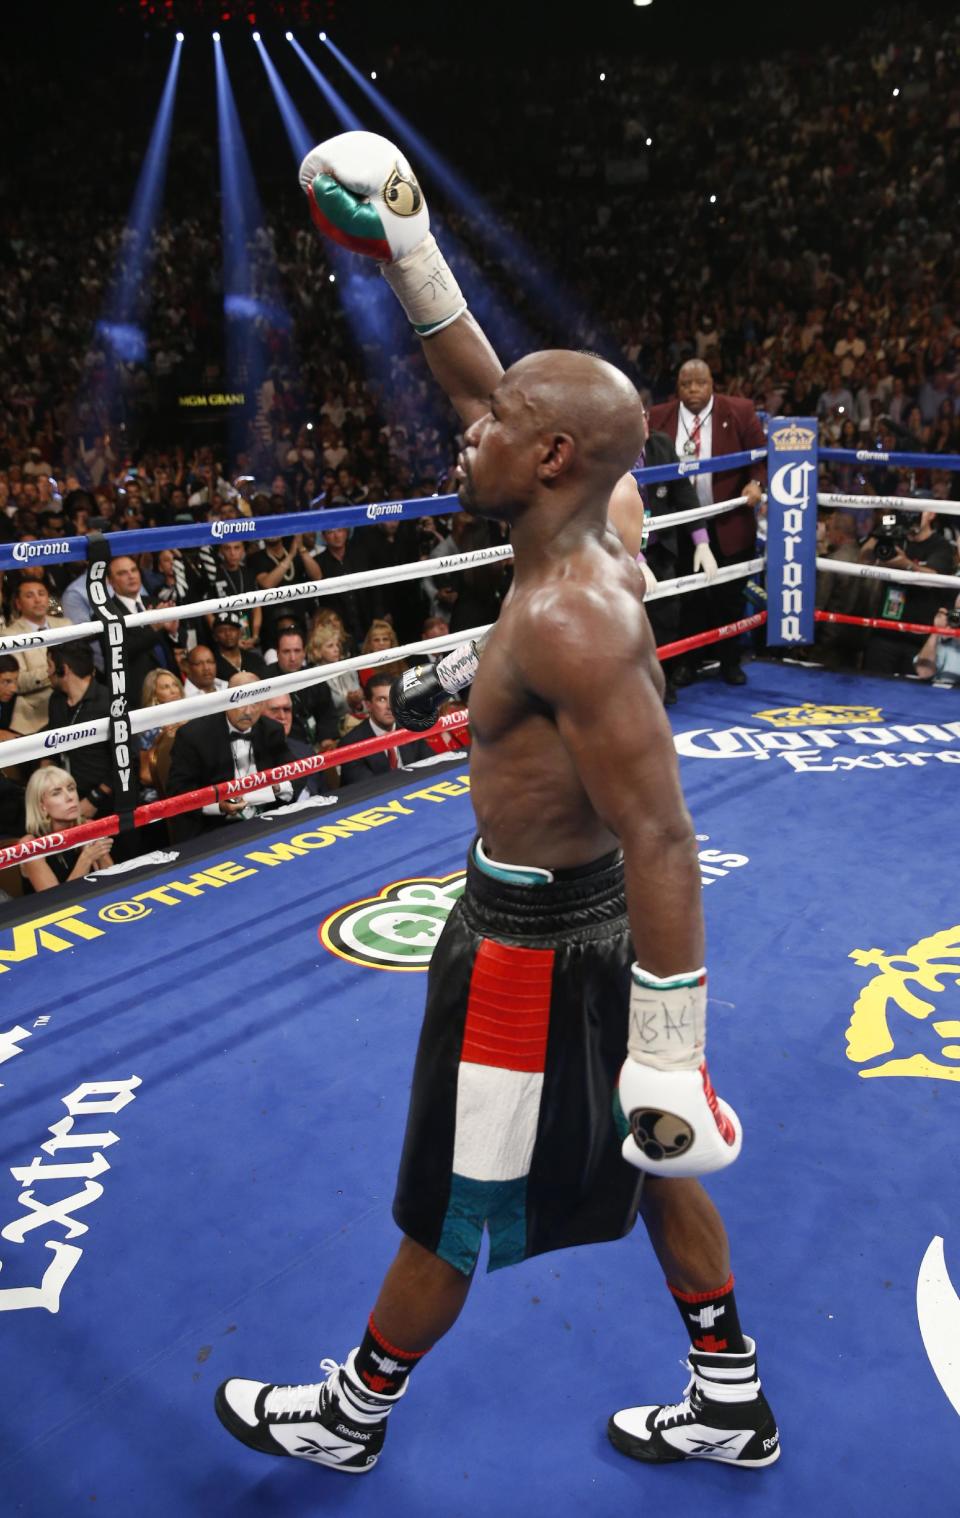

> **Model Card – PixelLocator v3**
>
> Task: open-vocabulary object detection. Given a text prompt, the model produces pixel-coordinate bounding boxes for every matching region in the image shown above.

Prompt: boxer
[215,131,778,1477]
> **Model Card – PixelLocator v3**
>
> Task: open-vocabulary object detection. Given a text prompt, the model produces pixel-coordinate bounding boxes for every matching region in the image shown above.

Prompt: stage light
[645,136,652,146]
[252,31,260,42]
[329,273,336,282]
[633,0,654,7]
[892,86,900,97]
[319,31,327,41]
[599,72,606,81]
[175,31,184,42]
[213,31,221,42]
[709,193,717,203]
[285,31,293,41]
[370,71,377,80]
[306,422,314,429]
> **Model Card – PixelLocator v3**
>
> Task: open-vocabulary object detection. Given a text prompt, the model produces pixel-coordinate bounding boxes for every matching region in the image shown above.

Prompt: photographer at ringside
[860,509,957,676]
[914,594,960,686]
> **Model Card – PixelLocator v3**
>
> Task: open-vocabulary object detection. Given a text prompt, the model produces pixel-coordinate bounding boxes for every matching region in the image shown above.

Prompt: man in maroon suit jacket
[649,361,765,684]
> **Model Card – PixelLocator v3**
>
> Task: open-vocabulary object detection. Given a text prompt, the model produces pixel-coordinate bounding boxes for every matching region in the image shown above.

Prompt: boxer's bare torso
[468,524,662,870]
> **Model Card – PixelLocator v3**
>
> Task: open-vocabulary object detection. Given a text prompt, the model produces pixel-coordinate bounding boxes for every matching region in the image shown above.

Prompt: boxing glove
[390,637,484,731]
[614,964,742,1178]
[299,131,466,336]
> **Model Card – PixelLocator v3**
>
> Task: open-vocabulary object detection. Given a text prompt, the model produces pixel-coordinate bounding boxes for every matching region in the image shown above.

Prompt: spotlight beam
[253,35,313,160]
[288,36,363,132]
[97,36,183,365]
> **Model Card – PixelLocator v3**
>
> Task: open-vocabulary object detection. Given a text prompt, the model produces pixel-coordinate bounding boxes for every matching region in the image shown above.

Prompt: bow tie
[229,730,252,745]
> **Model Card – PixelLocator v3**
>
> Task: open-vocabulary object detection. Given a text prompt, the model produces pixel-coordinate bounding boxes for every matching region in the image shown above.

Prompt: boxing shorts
[393,840,644,1275]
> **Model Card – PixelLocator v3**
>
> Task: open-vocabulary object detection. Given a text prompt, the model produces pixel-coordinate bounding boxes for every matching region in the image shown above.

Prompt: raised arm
[299,132,503,425]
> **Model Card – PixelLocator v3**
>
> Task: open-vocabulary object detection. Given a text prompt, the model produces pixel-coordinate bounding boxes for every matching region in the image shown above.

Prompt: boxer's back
[468,528,659,870]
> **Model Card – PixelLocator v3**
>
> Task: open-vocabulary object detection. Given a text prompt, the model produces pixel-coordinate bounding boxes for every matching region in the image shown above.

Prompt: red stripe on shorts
[460,939,554,1072]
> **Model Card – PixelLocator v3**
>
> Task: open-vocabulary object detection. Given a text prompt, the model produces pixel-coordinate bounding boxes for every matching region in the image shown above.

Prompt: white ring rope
[814,557,960,592]
[0,550,768,768]
[818,493,960,518]
[0,494,758,658]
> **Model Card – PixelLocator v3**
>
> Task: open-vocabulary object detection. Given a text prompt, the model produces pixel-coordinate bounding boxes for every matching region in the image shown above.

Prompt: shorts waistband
[473,838,622,887]
[464,838,627,938]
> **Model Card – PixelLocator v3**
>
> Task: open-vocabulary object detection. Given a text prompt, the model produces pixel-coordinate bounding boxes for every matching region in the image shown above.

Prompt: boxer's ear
[537,433,575,482]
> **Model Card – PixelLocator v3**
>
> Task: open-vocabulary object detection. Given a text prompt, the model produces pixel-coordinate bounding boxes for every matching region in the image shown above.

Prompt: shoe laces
[263,1360,341,1422]
[652,1366,700,1431]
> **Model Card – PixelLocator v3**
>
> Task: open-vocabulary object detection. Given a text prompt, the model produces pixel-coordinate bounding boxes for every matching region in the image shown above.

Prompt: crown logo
[753,703,883,728]
[772,423,816,451]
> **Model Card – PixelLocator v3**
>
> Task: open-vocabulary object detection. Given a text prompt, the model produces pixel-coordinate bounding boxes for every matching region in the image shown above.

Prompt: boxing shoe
[608,1336,779,1468]
[215,1349,405,1472]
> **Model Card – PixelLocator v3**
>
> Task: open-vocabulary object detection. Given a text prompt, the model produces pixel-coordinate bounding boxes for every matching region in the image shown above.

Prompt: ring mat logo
[845,925,960,1082]
[753,703,883,728]
[320,872,465,972]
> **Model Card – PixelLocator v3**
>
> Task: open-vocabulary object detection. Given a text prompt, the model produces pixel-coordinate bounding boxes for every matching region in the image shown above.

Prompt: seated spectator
[0,653,26,738]
[183,642,226,698]
[19,767,113,893]
[45,642,117,820]
[262,693,335,796]
[166,670,294,843]
[7,580,73,733]
[358,619,409,689]
[212,611,268,683]
[206,541,261,649]
[273,628,339,747]
[336,673,433,787]
[262,612,308,665]
[137,668,186,800]
[914,595,960,686]
[306,616,363,720]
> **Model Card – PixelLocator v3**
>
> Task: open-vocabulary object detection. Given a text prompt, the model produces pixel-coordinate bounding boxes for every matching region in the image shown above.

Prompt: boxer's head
[457,350,644,523]
[677,359,713,415]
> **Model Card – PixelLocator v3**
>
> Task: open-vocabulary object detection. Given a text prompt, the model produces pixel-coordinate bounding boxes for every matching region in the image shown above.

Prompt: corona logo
[771,423,816,451]
[845,925,960,1082]
[753,703,883,729]
[319,872,466,971]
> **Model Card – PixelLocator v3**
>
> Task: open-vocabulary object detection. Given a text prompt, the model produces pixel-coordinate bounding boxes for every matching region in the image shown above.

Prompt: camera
[873,512,908,562]
[947,609,960,629]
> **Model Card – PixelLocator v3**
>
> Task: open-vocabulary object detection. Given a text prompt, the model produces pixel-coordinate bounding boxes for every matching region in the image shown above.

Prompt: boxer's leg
[372,1234,474,1351]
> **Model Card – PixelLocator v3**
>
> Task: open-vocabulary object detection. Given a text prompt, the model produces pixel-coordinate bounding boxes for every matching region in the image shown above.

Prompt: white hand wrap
[436,635,483,694]
[627,965,706,1071]
[381,233,466,337]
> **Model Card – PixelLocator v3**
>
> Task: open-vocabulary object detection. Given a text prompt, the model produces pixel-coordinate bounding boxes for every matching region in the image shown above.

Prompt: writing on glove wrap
[614,965,742,1178]
[390,638,483,732]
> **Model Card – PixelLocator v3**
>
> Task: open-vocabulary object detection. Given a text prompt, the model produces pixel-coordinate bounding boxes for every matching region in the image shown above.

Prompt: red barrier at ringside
[814,610,960,638]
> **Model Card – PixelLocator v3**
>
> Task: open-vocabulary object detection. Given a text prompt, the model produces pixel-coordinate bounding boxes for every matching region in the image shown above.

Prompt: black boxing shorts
[392,840,644,1275]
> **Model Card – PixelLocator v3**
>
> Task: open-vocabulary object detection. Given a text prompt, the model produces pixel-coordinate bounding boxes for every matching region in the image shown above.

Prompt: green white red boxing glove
[299,130,466,336]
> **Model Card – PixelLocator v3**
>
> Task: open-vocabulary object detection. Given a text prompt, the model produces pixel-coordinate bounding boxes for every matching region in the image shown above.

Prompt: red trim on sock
[367,1313,428,1362]
[668,1273,735,1304]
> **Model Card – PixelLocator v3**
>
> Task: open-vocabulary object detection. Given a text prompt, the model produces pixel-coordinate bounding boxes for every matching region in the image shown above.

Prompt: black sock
[352,1314,427,1397]
[668,1274,746,1354]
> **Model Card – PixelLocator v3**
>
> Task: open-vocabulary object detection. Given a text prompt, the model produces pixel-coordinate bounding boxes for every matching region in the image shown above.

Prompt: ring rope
[814,556,960,593]
[818,493,960,518]
[0,607,766,871]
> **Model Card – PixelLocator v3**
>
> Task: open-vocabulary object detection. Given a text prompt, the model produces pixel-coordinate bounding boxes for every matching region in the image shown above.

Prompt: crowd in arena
[1,4,959,893]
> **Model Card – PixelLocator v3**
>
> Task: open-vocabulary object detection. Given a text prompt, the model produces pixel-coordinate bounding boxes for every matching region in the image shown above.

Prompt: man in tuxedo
[336,673,432,787]
[166,671,295,843]
[649,362,765,685]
